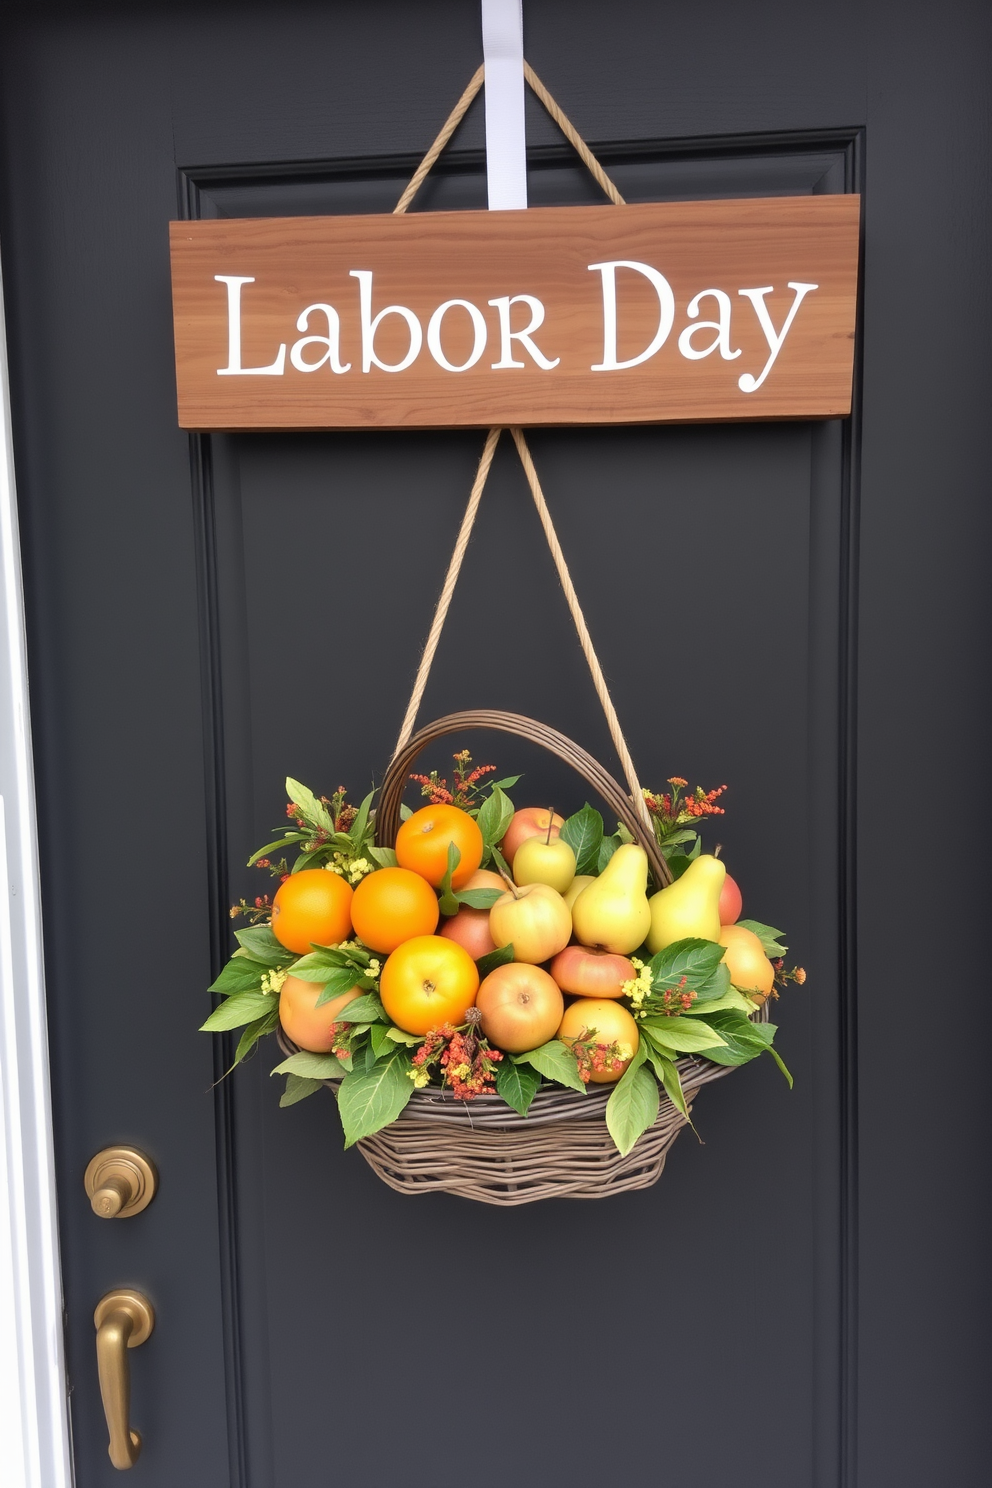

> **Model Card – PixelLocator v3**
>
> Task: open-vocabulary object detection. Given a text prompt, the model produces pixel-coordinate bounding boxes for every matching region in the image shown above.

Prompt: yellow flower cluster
[365,959,382,981]
[621,958,653,1017]
[260,967,288,996]
[325,854,373,884]
[614,1042,634,1063]
[408,1066,430,1088]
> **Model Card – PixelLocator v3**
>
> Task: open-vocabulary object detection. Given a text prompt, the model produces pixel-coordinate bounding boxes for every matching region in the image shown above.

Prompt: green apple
[512,832,576,894]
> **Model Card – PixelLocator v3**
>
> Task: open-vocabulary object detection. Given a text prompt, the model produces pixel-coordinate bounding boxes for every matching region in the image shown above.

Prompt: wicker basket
[292,711,758,1205]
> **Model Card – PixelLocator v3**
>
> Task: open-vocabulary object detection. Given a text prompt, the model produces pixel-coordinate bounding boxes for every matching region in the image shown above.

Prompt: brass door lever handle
[93,1290,155,1470]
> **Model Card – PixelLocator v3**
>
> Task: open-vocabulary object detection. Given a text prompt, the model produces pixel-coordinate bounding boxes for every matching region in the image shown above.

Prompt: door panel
[0,3,987,1486]
[196,144,851,1488]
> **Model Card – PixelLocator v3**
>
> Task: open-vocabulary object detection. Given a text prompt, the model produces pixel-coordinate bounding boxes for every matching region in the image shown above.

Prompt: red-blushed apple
[489,881,572,964]
[719,873,743,925]
[476,963,564,1053]
[549,945,636,999]
[440,907,496,960]
[438,868,506,960]
[500,807,565,867]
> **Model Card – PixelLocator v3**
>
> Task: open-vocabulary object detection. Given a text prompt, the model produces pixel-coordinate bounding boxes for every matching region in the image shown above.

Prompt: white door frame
[0,254,74,1485]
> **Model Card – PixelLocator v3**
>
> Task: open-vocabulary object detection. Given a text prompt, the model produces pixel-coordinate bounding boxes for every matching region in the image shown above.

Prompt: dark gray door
[1,3,988,1485]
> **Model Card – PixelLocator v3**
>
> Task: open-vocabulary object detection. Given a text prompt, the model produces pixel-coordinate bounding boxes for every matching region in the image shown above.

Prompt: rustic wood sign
[170,195,860,430]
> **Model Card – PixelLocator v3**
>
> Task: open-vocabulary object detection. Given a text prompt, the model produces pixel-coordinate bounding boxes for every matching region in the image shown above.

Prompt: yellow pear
[570,844,651,954]
[646,854,725,953]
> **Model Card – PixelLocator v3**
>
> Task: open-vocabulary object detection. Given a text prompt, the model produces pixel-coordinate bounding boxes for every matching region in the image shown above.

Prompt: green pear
[570,843,652,954]
[646,854,725,953]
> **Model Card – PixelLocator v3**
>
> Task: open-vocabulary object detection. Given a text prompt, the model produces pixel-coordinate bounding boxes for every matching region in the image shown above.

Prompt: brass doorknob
[93,1289,155,1470]
[84,1146,157,1218]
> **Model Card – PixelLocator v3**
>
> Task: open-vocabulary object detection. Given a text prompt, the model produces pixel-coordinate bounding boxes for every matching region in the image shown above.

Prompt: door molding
[0,254,72,1486]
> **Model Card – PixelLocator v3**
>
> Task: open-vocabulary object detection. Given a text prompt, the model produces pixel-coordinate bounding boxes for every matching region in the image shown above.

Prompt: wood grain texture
[170,195,860,429]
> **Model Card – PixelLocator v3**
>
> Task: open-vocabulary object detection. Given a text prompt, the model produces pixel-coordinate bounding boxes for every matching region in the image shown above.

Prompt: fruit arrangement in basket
[203,752,805,1158]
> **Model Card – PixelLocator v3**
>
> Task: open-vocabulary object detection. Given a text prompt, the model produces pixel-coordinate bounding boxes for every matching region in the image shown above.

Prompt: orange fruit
[718,924,774,1004]
[558,998,640,1083]
[351,866,439,954]
[395,803,483,889]
[278,973,361,1053]
[271,869,353,955]
[379,935,479,1035]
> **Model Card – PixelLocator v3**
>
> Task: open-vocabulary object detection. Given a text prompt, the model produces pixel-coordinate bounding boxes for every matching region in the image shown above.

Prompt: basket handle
[375,709,673,888]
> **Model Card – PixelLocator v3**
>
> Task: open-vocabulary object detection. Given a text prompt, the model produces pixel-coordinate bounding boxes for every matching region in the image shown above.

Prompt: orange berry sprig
[409,1010,504,1100]
[410,750,497,811]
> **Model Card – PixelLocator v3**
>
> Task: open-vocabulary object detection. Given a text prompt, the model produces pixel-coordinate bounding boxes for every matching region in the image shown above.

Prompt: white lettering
[214,276,286,375]
[426,299,488,372]
[289,303,350,374]
[350,270,422,373]
[588,260,675,371]
[737,281,818,393]
[487,294,559,369]
[677,289,741,362]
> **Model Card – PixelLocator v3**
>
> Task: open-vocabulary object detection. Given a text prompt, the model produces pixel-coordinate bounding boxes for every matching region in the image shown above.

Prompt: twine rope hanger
[389,64,652,838]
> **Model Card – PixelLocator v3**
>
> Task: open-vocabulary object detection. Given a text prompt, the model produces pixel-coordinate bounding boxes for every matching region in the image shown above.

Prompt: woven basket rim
[275,1006,768,1128]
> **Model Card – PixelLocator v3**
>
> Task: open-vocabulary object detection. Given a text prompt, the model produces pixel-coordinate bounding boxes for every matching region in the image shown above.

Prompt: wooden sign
[170,196,860,431]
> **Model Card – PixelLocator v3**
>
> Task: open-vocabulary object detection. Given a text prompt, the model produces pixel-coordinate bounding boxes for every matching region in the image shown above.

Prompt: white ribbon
[481,0,527,210]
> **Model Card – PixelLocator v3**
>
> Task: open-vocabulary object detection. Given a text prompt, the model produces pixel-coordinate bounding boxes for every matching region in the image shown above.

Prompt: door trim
[0,253,72,1487]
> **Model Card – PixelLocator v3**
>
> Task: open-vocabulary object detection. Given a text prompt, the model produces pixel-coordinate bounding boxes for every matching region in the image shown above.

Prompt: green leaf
[285,777,335,834]
[234,925,294,966]
[337,1052,415,1147]
[313,977,368,1010]
[642,1044,691,1121]
[366,845,398,869]
[201,991,278,1032]
[476,786,515,861]
[683,986,757,1016]
[232,1009,280,1067]
[597,833,620,873]
[639,1017,728,1053]
[296,944,366,968]
[399,803,413,821]
[385,1026,421,1046]
[765,1043,794,1088]
[514,1039,587,1094]
[280,1074,323,1107]
[495,1058,540,1116]
[348,789,375,851]
[247,833,308,866]
[488,776,521,791]
[691,1009,771,1066]
[605,1054,658,1156]
[455,887,503,909]
[209,957,267,995]
[291,848,332,874]
[272,1049,349,1080]
[370,1022,396,1058]
[290,957,361,988]
[737,920,788,957]
[475,943,514,979]
[320,991,385,1023]
[559,803,604,876]
[436,841,462,916]
[647,939,729,1001]
[489,845,512,879]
